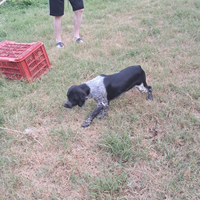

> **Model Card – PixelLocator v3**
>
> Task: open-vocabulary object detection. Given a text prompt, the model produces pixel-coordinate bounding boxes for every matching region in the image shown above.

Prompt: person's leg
[73,9,84,41]
[54,16,62,44]
[49,0,64,47]
[69,0,84,42]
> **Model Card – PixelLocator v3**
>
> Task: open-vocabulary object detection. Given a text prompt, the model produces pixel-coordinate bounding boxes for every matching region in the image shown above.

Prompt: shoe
[56,42,64,48]
[76,38,84,43]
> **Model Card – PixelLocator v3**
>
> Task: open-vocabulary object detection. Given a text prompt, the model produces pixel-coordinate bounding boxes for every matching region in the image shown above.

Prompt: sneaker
[56,42,64,48]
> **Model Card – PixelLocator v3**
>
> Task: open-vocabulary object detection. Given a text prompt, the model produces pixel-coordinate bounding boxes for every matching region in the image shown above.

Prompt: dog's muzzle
[64,100,73,108]
[64,103,71,108]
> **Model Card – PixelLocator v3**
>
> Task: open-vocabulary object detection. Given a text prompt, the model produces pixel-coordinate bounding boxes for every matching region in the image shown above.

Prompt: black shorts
[49,0,84,16]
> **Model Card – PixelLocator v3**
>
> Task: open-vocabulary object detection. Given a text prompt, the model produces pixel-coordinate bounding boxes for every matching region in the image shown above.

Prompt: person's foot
[73,37,84,43]
[56,42,64,48]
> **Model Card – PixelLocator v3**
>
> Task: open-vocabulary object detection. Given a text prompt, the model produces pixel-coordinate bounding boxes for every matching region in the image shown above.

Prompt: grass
[99,129,135,163]
[88,171,127,199]
[0,0,200,199]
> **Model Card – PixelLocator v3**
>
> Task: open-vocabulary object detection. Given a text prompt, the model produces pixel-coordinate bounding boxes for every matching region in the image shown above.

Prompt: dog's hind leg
[147,86,153,101]
[135,83,153,101]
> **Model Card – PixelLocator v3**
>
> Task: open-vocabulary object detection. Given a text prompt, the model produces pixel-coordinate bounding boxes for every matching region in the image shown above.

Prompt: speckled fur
[79,76,109,127]
[86,76,109,110]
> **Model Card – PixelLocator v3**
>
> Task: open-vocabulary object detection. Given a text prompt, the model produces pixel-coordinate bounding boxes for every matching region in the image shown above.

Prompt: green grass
[88,171,127,199]
[0,0,200,199]
[99,129,135,163]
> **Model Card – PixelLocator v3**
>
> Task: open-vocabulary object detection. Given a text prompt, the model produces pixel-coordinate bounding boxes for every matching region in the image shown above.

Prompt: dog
[64,65,153,127]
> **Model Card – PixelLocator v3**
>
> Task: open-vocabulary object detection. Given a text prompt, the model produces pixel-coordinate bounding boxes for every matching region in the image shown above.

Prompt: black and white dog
[64,65,153,127]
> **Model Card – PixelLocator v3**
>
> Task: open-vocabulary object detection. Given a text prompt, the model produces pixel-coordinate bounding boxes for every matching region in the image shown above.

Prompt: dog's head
[64,85,86,109]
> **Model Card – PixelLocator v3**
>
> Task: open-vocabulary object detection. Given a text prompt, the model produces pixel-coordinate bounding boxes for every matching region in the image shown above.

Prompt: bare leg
[73,9,84,42]
[54,16,62,44]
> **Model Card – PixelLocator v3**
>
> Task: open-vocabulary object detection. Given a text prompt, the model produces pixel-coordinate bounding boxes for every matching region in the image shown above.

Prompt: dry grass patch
[1,125,103,199]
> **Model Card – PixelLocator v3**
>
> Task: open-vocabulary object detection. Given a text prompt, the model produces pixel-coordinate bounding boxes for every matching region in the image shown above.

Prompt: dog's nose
[64,103,71,108]
[64,103,68,108]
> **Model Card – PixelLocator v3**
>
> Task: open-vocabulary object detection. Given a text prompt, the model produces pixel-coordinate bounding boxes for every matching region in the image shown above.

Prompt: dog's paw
[97,114,105,119]
[82,121,90,128]
[97,111,107,119]
[147,94,153,101]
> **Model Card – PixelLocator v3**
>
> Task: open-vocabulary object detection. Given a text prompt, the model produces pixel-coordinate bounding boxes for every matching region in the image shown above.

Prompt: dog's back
[101,65,148,101]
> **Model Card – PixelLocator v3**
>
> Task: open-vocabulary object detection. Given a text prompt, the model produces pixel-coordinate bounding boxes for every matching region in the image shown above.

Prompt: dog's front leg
[82,104,104,127]
[97,105,109,119]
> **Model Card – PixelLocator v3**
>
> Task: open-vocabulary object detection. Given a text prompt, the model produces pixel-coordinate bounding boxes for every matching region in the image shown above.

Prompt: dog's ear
[74,92,86,107]
[78,95,85,107]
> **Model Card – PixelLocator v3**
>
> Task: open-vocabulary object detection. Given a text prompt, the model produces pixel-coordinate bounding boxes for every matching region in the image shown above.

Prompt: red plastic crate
[0,40,51,82]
